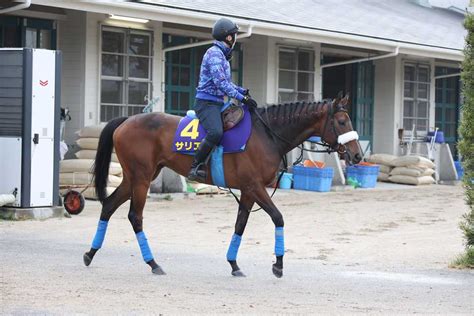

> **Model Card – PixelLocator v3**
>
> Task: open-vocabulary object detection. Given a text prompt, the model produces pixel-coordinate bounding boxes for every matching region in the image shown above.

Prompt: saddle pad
[172,105,251,154]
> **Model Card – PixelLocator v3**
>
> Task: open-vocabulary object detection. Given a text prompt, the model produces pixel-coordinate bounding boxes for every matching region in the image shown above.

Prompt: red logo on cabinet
[39,80,49,86]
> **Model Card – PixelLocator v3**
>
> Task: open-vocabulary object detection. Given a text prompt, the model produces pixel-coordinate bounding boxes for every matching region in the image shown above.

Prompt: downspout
[160,25,253,108]
[321,46,400,69]
[0,0,31,14]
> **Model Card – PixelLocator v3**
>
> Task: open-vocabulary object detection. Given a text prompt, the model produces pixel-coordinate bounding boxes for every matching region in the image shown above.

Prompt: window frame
[100,26,153,122]
[277,46,315,103]
[402,62,431,135]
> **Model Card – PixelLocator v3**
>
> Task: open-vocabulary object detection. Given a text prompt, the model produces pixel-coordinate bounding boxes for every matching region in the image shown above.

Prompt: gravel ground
[1,183,474,314]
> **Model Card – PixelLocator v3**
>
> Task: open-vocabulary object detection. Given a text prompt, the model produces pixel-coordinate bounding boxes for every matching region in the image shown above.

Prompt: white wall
[373,57,398,154]
[242,34,268,106]
[57,10,86,144]
[83,12,101,128]
[57,12,163,143]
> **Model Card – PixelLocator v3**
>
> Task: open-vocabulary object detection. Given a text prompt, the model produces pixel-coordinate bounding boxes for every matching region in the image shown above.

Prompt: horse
[83,94,362,278]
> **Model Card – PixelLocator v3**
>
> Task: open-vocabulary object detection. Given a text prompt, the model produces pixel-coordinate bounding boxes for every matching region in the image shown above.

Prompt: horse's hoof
[83,253,93,267]
[272,264,283,278]
[231,270,246,277]
[152,265,166,275]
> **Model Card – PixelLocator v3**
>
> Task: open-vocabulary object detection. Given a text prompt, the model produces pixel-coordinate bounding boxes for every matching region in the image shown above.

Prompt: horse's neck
[260,102,327,156]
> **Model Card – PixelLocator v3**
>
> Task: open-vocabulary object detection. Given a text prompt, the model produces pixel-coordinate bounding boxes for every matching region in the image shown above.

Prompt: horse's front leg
[251,185,285,278]
[226,193,254,277]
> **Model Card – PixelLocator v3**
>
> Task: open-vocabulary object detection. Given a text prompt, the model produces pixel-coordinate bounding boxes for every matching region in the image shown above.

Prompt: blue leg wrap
[275,227,285,256]
[91,220,109,249]
[226,234,242,261]
[136,231,154,263]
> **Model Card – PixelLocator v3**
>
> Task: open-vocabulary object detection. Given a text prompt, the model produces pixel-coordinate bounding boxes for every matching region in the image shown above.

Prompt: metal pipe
[321,46,400,69]
[160,25,253,97]
[0,0,31,14]
[434,73,461,79]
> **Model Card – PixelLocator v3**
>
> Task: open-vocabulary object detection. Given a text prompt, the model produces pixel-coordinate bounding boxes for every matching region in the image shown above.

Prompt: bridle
[319,102,359,156]
[252,100,359,158]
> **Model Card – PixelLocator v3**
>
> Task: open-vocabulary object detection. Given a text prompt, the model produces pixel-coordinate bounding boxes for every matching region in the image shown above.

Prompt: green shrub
[457,12,474,267]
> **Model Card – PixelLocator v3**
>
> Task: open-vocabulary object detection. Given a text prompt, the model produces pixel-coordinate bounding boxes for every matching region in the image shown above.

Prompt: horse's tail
[94,117,128,203]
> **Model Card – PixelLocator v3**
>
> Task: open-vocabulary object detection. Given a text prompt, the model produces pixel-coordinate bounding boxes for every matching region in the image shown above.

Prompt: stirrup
[188,164,207,182]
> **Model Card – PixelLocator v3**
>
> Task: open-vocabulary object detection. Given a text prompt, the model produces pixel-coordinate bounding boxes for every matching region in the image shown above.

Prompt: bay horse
[83,95,362,278]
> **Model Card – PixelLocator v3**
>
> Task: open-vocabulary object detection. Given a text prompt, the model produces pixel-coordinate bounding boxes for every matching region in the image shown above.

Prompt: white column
[266,37,278,104]
[429,58,436,131]
[313,42,322,101]
[151,21,164,112]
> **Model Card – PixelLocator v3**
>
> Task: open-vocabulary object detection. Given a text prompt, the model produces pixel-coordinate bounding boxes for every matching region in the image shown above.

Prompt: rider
[187,17,258,182]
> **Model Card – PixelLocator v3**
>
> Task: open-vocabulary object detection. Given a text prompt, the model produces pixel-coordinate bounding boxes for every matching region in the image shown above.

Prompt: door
[353,61,375,145]
[435,73,460,157]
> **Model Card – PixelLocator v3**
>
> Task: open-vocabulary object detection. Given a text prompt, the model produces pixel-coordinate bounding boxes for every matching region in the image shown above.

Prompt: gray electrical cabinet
[0,48,61,208]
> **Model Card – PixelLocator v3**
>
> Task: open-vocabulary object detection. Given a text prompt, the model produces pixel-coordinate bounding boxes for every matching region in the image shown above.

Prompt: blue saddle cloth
[172,104,252,188]
[172,104,251,154]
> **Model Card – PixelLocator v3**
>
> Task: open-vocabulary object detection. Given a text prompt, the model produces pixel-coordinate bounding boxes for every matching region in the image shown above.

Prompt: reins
[225,102,342,213]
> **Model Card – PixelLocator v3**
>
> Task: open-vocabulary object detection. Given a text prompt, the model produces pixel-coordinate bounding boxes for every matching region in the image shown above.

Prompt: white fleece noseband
[337,131,359,145]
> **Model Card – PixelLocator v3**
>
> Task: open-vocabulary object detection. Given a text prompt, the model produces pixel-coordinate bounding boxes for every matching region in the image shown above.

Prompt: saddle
[221,104,244,131]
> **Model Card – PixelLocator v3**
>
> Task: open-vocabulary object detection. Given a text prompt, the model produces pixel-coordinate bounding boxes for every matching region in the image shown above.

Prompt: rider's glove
[242,95,258,108]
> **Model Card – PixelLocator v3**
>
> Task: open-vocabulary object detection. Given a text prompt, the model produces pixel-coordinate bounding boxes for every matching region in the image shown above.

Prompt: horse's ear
[341,93,350,106]
[337,91,344,99]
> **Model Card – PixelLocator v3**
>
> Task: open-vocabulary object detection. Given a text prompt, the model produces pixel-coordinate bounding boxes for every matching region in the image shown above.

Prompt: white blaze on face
[337,131,359,145]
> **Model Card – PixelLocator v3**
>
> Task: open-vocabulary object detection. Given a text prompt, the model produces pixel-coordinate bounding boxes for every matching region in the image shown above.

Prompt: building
[0,0,468,158]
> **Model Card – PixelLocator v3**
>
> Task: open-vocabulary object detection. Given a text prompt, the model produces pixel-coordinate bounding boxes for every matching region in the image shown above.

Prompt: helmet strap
[224,33,237,49]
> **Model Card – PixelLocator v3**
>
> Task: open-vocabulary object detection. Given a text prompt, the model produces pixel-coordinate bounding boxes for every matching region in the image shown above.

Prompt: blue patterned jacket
[195,41,246,103]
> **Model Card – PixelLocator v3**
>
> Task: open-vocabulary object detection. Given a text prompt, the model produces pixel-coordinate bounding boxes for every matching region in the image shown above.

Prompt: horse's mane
[254,99,331,128]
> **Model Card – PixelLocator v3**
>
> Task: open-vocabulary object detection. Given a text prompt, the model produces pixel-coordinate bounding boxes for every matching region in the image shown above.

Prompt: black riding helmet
[212,18,239,43]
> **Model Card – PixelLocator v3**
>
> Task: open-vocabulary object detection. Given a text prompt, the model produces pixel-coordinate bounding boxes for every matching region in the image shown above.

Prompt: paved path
[1,184,473,314]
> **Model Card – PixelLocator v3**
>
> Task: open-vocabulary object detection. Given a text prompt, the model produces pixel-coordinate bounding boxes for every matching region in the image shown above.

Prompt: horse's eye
[338,120,346,126]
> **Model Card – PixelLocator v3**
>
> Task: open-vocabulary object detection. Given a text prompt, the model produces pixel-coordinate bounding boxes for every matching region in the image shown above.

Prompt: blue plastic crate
[293,166,334,192]
[454,160,464,180]
[346,165,380,188]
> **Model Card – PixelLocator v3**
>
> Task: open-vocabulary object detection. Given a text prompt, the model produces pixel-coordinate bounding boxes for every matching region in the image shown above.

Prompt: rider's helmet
[212,18,239,42]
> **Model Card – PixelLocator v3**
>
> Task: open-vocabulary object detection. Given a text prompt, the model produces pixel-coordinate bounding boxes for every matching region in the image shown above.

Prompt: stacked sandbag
[59,124,123,200]
[367,153,397,182]
[388,156,436,185]
[74,124,120,163]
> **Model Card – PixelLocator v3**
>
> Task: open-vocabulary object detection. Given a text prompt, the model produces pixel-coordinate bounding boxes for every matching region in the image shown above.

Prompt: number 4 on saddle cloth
[172,103,252,188]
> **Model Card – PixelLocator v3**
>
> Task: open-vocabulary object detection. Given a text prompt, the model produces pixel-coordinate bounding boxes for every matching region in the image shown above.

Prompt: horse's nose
[354,153,362,164]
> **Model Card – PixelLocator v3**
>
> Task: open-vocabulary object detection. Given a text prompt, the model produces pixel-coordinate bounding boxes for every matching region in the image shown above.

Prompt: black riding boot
[187,139,215,182]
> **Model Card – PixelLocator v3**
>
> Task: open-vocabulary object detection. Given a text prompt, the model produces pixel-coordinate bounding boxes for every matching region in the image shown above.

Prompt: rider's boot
[187,139,214,182]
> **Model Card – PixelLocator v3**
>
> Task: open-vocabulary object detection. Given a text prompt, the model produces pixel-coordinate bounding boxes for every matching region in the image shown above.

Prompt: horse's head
[320,94,362,165]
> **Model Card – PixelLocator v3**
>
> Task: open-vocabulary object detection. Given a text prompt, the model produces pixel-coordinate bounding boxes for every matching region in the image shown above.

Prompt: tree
[456,11,474,268]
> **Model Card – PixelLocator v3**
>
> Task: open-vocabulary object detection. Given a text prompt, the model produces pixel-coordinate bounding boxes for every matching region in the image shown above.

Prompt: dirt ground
[1,183,474,314]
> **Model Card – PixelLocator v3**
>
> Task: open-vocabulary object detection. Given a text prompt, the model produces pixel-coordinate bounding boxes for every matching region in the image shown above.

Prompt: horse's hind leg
[226,193,254,277]
[251,186,285,278]
[84,178,131,266]
[128,173,165,275]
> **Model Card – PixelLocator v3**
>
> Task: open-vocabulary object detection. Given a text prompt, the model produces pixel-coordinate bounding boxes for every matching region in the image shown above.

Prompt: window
[100,27,153,122]
[278,48,314,103]
[0,16,55,49]
[403,63,430,133]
